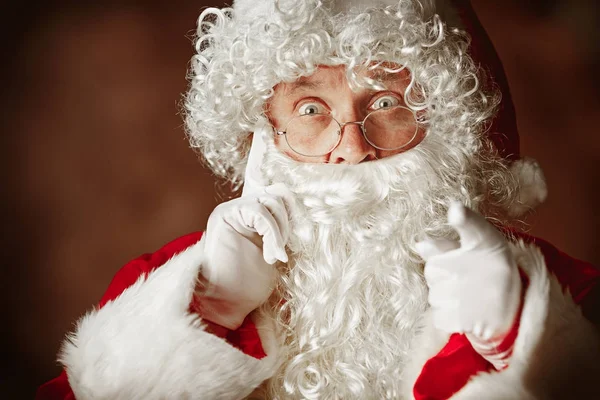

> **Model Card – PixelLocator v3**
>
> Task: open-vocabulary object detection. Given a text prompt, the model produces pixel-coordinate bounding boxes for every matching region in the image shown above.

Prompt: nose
[329,122,377,164]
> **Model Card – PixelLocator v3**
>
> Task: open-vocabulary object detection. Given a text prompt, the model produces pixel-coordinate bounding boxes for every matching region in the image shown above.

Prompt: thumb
[415,237,460,261]
[447,200,503,249]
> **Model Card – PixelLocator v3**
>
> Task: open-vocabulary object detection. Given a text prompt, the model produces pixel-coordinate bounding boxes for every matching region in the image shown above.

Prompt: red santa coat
[37,230,600,400]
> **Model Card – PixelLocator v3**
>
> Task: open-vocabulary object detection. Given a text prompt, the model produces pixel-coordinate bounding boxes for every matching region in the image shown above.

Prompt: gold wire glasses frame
[275,105,420,157]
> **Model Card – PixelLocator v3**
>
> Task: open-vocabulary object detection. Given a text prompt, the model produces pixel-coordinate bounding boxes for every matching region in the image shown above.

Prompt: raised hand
[198,128,292,330]
[416,201,522,368]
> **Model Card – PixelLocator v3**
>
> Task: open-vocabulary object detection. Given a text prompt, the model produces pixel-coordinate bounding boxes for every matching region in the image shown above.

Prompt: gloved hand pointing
[198,128,292,330]
[416,201,522,368]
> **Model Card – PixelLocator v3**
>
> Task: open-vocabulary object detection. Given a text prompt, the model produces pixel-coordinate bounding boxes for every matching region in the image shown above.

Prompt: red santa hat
[455,0,547,215]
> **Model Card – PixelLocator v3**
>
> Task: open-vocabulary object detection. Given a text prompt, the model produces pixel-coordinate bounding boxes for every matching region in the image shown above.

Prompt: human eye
[297,101,326,116]
[369,94,401,110]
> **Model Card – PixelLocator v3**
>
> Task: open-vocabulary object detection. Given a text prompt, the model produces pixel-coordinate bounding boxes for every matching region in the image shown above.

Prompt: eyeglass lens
[284,106,417,156]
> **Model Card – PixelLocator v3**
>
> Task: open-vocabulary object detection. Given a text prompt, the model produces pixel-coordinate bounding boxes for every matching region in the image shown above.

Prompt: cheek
[376,127,426,159]
[274,133,328,163]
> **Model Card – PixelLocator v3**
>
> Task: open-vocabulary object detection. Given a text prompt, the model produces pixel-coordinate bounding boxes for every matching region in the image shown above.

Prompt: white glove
[415,201,522,367]
[198,128,291,330]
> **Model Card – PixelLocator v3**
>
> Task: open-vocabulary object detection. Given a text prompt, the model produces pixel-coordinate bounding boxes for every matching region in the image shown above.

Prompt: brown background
[2,0,599,398]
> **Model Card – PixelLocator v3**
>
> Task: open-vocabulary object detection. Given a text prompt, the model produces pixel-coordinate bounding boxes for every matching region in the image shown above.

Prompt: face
[266,65,426,164]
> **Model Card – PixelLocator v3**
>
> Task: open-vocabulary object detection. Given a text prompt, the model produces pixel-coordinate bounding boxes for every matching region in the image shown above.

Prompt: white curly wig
[184,0,511,185]
[183,1,549,397]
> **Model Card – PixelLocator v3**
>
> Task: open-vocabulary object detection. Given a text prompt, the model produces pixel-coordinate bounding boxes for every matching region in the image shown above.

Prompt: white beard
[257,133,518,399]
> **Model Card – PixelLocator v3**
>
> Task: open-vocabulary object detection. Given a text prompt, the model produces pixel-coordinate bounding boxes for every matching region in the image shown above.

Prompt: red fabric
[456,0,520,160]
[227,318,268,359]
[96,232,204,308]
[36,232,266,400]
[189,293,267,359]
[36,371,76,400]
[414,333,494,400]
[515,232,600,305]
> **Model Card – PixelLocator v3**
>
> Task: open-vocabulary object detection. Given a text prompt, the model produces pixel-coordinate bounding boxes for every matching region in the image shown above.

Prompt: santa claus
[38,0,599,399]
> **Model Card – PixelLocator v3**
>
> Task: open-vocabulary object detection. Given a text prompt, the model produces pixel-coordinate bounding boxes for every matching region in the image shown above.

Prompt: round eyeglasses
[275,105,420,157]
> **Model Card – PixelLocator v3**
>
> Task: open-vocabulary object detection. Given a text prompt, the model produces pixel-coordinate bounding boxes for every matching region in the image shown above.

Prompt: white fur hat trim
[509,158,548,217]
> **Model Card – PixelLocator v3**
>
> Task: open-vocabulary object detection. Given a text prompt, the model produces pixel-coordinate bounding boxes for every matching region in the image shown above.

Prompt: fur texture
[60,240,279,400]
[508,158,548,217]
[59,237,599,399]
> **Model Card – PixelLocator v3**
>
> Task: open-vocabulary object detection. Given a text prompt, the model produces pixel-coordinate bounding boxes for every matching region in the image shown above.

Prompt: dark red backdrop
[2,1,598,397]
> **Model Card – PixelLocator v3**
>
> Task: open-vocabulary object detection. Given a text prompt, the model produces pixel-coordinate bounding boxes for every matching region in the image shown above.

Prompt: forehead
[276,64,410,96]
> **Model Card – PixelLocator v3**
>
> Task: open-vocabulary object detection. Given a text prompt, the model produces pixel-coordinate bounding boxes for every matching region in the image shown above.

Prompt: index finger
[242,125,270,197]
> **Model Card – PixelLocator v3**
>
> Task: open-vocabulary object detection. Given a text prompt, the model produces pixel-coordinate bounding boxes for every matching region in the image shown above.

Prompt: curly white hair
[184,0,500,188]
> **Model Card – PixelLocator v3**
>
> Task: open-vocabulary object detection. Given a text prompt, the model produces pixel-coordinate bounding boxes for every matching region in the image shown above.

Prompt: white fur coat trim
[60,238,598,399]
[60,239,280,400]
[402,240,600,399]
